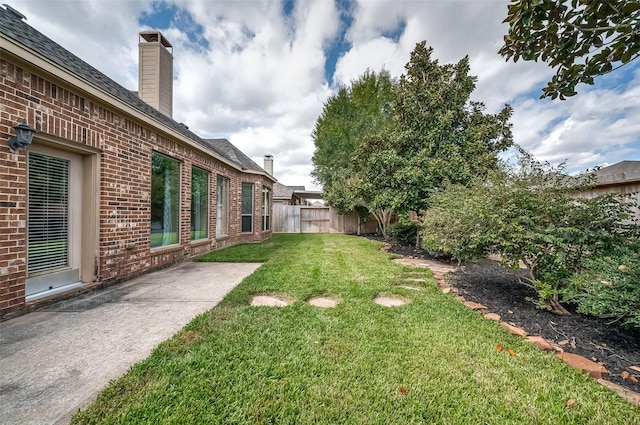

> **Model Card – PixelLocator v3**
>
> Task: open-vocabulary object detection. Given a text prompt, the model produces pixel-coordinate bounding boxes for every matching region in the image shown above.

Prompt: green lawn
[72,234,640,424]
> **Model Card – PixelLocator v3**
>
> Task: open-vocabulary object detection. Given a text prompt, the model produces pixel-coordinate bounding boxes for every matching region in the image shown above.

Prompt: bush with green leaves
[567,242,640,331]
[388,213,419,246]
[421,155,639,316]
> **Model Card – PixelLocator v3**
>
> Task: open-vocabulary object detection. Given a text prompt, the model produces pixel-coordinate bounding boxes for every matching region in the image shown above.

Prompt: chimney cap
[139,30,173,49]
[263,155,274,176]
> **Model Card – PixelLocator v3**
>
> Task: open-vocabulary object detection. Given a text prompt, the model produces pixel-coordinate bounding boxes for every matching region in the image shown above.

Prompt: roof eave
[243,168,278,182]
[1,34,274,180]
[595,177,640,188]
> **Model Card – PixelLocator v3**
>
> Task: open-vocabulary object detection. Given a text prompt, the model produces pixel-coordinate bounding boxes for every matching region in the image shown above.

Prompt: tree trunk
[526,263,571,316]
[372,209,393,241]
[546,297,571,316]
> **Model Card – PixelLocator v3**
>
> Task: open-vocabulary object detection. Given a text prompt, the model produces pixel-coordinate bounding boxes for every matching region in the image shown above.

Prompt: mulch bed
[366,235,640,394]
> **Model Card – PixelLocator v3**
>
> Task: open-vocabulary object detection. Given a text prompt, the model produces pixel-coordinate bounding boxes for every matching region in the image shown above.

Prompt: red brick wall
[0,57,272,317]
[1,59,30,315]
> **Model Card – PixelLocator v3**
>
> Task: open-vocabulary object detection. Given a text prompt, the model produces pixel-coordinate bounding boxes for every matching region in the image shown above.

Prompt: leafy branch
[499,0,640,99]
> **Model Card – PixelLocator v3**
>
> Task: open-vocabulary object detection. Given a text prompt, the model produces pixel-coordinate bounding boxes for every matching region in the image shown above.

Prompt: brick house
[0,5,275,317]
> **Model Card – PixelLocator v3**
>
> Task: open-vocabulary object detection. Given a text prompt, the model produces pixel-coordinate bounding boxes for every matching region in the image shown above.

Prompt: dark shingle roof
[273,182,295,199]
[273,182,320,199]
[0,5,269,176]
[201,138,264,173]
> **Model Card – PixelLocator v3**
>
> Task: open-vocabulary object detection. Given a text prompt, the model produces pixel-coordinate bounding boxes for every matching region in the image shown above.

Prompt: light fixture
[7,120,36,151]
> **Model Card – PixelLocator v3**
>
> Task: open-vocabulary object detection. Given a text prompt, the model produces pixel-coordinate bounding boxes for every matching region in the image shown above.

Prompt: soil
[366,235,640,394]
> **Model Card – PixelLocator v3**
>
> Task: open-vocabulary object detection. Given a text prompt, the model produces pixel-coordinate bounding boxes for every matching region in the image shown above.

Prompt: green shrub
[388,214,418,245]
[421,182,498,261]
[421,154,639,316]
[567,243,640,331]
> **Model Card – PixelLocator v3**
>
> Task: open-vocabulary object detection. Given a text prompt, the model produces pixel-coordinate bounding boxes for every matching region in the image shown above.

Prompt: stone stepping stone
[374,294,410,307]
[396,284,424,291]
[250,294,292,307]
[307,296,339,308]
[392,257,456,271]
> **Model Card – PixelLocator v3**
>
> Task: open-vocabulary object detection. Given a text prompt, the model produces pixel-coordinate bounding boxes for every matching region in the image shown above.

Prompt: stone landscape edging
[391,253,640,408]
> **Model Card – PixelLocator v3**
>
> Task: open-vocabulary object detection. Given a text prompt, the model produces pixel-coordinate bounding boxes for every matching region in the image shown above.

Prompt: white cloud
[14,0,148,89]
[333,37,406,85]
[7,0,640,191]
[512,69,640,171]
[166,0,338,189]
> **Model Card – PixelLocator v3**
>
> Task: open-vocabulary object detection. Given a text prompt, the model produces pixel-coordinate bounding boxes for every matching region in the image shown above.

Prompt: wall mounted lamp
[7,120,36,151]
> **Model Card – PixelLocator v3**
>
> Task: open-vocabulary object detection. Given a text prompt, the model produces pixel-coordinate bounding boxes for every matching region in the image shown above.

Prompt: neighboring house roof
[594,161,640,183]
[273,183,307,199]
[273,183,323,204]
[293,189,323,200]
[0,6,272,179]
[273,183,295,199]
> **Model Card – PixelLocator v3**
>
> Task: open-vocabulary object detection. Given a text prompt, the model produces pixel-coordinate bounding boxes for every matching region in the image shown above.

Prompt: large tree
[312,43,513,238]
[390,41,513,214]
[311,69,395,217]
[350,132,404,238]
[499,0,640,99]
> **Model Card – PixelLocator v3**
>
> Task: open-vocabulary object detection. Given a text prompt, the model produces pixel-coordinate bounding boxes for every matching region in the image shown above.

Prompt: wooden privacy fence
[272,205,379,234]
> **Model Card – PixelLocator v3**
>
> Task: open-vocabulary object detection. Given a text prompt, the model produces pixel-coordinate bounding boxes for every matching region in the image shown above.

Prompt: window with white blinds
[28,152,70,274]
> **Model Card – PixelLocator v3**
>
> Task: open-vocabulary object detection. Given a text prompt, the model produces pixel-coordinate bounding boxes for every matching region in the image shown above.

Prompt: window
[28,153,69,274]
[262,186,271,231]
[216,176,229,237]
[191,167,209,240]
[151,152,180,248]
[241,182,253,233]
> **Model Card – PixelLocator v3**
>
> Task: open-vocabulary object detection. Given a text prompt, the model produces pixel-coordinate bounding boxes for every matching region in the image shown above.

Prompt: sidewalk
[0,261,261,425]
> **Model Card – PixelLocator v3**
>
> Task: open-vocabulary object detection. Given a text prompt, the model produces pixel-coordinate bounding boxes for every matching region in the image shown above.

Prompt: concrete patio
[0,261,261,425]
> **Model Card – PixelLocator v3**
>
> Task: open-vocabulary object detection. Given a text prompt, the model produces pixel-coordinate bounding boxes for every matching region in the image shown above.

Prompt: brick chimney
[263,155,274,176]
[138,30,173,117]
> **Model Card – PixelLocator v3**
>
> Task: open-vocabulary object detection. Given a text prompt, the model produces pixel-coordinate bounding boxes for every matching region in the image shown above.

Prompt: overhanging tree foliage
[499,0,640,99]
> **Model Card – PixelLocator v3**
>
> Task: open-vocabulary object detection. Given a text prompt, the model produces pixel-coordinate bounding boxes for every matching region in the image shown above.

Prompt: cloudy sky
[8,0,640,189]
